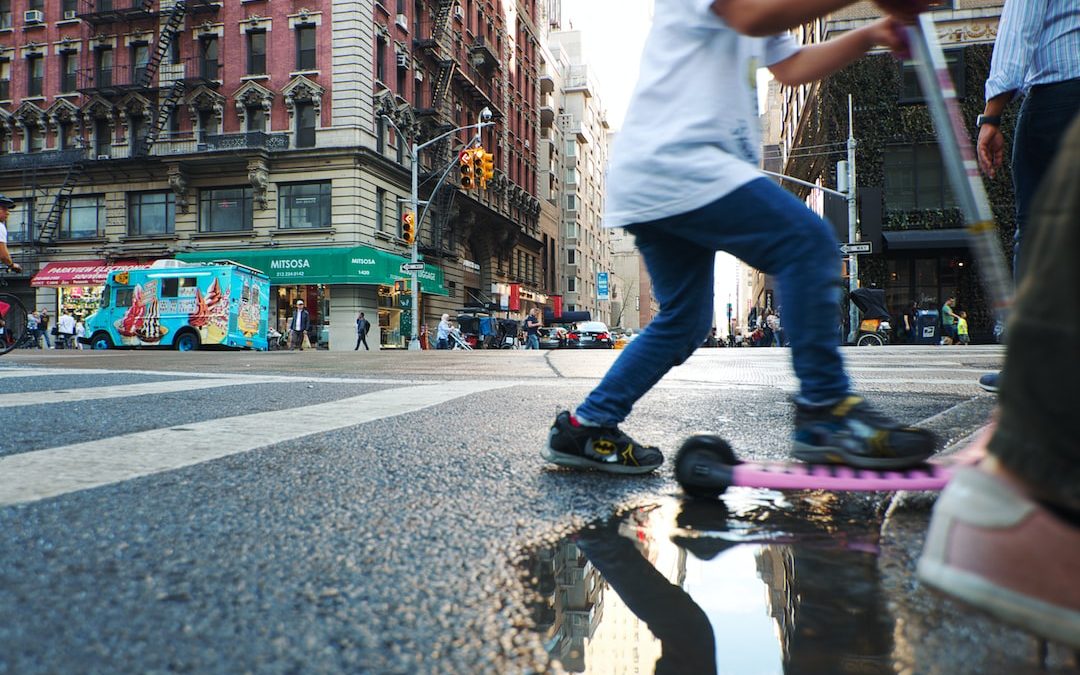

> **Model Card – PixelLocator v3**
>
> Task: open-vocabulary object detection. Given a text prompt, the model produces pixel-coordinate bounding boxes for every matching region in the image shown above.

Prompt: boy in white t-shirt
[0,195,21,274]
[544,0,937,474]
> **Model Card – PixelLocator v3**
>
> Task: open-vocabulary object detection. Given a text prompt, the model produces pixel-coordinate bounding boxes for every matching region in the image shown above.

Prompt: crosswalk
[0,367,512,507]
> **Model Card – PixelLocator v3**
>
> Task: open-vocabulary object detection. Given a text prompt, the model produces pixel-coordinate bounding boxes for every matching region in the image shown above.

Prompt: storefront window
[278,181,331,229]
[199,187,253,232]
[61,195,105,239]
[128,191,175,236]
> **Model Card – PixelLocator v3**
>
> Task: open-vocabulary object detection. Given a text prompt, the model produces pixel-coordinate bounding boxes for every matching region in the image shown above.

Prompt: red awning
[31,260,156,287]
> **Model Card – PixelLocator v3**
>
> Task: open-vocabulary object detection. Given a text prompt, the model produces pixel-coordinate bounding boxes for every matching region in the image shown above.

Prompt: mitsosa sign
[176,246,447,294]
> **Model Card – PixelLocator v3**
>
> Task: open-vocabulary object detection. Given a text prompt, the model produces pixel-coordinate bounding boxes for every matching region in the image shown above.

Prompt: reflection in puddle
[523,492,895,674]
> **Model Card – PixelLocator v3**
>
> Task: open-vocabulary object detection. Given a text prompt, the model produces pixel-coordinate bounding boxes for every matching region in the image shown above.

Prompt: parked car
[538,326,568,349]
[566,321,615,349]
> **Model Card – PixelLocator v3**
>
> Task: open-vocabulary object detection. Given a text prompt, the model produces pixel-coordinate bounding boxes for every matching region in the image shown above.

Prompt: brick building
[0,0,551,350]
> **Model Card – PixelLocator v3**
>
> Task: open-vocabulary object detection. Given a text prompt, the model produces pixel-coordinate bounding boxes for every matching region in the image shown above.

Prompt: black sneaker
[792,396,937,470]
[544,411,664,475]
[978,371,1000,393]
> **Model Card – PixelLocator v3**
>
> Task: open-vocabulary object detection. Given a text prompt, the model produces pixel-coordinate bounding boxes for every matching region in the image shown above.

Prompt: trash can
[913,308,940,344]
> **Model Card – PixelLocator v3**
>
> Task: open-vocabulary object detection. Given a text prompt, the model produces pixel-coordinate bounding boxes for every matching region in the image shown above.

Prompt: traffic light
[472,147,484,187]
[479,150,494,189]
[402,211,416,245]
[459,149,475,190]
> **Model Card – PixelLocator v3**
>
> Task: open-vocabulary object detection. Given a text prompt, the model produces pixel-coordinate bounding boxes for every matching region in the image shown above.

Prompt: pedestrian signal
[402,211,416,245]
[479,150,494,189]
[459,149,476,190]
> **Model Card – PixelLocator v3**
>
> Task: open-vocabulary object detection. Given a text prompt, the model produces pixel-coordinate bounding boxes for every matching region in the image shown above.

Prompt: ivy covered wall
[792,43,1016,340]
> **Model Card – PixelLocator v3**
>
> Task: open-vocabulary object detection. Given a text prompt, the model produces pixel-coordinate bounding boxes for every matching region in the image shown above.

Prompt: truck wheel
[90,332,114,350]
[174,330,200,352]
[857,333,884,347]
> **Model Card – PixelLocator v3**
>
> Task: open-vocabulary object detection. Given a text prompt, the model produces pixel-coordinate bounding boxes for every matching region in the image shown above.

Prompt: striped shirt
[985,0,1080,100]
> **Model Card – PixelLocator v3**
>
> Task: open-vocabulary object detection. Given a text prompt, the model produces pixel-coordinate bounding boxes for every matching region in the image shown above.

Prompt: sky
[561,0,743,334]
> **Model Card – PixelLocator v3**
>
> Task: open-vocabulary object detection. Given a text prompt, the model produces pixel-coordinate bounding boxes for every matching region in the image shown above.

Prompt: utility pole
[384,108,493,350]
[845,94,858,344]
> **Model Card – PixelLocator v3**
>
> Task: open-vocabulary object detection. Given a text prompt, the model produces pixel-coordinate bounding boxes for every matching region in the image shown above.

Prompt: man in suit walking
[355,312,371,351]
[289,299,310,350]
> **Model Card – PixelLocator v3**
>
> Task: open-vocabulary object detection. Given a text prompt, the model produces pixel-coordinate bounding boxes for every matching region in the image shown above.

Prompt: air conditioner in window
[396,53,409,69]
[454,5,464,20]
[395,14,408,30]
[414,69,423,82]
[24,9,44,24]
[96,154,111,160]
[63,9,77,20]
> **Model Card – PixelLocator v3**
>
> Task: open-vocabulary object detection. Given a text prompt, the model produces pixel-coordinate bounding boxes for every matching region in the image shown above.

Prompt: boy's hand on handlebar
[873,0,931,22]
[7,262,20,273]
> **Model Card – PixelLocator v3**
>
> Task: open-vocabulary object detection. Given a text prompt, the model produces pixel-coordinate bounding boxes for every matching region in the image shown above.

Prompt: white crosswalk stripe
[0,377,279,408]
[0,380,512,507]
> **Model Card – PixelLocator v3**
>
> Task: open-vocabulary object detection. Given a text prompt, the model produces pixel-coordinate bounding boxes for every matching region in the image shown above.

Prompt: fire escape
[413,0,458,255]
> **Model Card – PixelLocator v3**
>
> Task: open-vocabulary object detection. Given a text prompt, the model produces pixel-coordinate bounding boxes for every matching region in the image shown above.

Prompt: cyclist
[0,194,20,274]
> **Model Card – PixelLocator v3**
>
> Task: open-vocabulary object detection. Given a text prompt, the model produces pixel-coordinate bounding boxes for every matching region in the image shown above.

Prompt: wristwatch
[976,114,1002,128]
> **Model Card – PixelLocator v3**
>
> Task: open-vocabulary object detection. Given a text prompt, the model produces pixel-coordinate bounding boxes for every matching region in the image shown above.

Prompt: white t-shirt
[604,0,800,227]
[0,221,7,244]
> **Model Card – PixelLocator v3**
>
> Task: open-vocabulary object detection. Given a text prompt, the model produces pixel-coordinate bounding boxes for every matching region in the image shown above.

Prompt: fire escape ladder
[142,79,187,155]
[428,169,457,251]
[139,0,187,89]
[431,0,454,42]
[36,160,86,244]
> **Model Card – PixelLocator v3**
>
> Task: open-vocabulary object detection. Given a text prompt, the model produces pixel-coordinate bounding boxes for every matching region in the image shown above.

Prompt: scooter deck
[675,435,983,495]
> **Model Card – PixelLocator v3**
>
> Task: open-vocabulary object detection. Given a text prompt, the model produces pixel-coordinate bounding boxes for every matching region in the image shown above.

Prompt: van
[81,260,270,351]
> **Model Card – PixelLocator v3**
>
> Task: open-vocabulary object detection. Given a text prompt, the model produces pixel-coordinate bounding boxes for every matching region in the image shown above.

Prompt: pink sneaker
[918,466,1080,649]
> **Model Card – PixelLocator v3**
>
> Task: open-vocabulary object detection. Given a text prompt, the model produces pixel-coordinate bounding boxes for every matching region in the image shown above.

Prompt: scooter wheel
[674,434,740,499]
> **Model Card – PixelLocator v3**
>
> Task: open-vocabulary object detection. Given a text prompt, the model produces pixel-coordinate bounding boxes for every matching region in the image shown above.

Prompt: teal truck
[81,260,270,351]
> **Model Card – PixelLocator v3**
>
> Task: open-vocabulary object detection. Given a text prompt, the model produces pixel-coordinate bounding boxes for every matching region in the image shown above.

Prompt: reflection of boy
[543,0,936,475]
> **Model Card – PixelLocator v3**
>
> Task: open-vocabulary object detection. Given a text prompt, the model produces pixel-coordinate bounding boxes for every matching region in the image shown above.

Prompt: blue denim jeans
[576,178,850,426]
[1011,77,1080,281]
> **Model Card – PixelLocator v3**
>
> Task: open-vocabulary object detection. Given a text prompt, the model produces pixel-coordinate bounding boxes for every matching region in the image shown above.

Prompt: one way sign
[839,242,873,255]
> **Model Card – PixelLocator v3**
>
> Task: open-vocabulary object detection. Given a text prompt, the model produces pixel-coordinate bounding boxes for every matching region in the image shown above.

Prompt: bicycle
[0,276,30,357]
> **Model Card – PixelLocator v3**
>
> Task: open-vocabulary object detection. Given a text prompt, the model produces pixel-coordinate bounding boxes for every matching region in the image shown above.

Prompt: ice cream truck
[81,260,270,351]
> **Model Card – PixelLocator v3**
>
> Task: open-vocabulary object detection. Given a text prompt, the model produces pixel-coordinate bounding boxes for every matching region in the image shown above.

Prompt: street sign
[400,262,426,272]
[839,242,873,255]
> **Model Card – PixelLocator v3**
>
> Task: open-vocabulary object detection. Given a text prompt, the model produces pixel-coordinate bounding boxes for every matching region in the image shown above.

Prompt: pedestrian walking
[0,195,21,275]
[27,310,41,348]
[355,312,371,351]
[543,0,936,475]
[976,0,1080,391]
[436,313,452,350]
[38,309,52,349]
[74,317,85,350]
[903,301,919,344]
[956,310,970,345]
[288,299,310,351]
[523,308,542,350]
[918,112,1080,650]
[940,297,957,344]
[57,309,76,350]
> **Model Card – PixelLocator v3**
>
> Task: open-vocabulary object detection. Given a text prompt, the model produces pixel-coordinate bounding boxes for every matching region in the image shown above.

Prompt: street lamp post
[383,107,493,350]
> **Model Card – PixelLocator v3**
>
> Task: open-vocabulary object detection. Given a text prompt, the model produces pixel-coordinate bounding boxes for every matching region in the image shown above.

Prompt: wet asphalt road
[1,346,1074,674]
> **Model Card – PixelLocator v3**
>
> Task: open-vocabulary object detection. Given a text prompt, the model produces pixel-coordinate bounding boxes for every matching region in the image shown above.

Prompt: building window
[169,38,181,65]
[566,194,577,211]
[197,109,214,143]
[0,60,9,100]
[60,52,77,93]
[61,195,105,240]
[884,144,956,212]
[565,221,578,238]
[566,248,576,265]
[95,48,113,88]
[6,199,33,243]
[58,121,76,150]
[900,51,964,103]
[26,54,43,97]
[376,116,386,153]
[247,30,267,75]
[27,0,42,9]
[131,43,149,86]
[376,36,387,82]
[375,187,386,232]
[167,108,181,137]
[199,36,219,80]
[296,24,316,71]
[567,277,577,293]
[247,105,266,132]
[278,182,331,229]
[129,116,147,154]
[94,118,111,157]
[62,0,77,14]
[128,191,175,236]
[0,1,10,30]
[25,127,43,153]
[199,187,253,232]
[295,102,316,148]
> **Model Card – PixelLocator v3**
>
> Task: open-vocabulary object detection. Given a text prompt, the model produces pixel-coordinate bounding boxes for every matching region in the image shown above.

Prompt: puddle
[522,492,897,674]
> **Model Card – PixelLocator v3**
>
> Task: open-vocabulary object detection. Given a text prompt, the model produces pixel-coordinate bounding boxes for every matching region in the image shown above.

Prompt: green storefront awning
[176,246,448,295]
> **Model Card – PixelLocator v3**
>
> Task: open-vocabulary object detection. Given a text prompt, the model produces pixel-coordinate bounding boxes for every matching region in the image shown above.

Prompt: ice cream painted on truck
[81,260,270,351]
